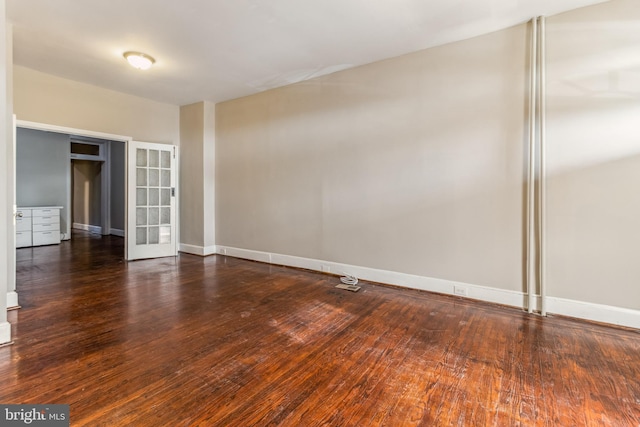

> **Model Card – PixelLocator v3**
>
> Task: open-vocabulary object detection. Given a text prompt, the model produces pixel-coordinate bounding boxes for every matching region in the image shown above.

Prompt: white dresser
[16,206,63,248]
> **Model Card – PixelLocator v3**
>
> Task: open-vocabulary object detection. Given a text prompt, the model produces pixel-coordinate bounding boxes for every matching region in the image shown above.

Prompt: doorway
[15,128,126,245]
[68,137,126,240]
[71,159,104,235]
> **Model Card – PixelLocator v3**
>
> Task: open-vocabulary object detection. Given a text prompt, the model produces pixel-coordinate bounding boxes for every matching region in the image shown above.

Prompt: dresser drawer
[32,215,60,226]
[16,208,32,218]
[33,208,59,217]
[32,231,61,246]
[33,223,60,232]
[16,231,32,248]
[16,216,32,232]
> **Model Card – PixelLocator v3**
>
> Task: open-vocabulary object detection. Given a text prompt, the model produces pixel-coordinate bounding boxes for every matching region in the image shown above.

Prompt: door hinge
[171,187,175,197]
[173,146,176,159]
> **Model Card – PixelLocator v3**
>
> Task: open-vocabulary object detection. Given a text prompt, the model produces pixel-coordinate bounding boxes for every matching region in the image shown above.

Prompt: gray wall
[110,141,125,232]
[16,127,70,237]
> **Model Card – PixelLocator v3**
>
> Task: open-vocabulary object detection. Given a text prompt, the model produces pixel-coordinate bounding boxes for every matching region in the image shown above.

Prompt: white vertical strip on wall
[527,17,538,314]
[539,16,547,317]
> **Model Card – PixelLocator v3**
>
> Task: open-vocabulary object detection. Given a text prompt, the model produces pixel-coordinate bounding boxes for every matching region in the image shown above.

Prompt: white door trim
[16,120,132,143]
[8,115,17,308]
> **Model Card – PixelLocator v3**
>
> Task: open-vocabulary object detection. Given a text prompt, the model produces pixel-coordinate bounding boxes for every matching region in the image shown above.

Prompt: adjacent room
[1,0,638,425]
[15,127,126,247]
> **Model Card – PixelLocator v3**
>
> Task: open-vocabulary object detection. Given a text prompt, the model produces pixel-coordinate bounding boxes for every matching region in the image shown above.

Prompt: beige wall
[216,0,640,313]
[13,65,179,144]
[203,102,216,249]
[217,24,528,292]
[180,103,205,247]
[546,0,640,310]
[72,160,102,228]
[180,101,216,250]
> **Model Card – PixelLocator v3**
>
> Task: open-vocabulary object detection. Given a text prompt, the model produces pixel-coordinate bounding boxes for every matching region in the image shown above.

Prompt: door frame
[16,120,131,244]
[8,115,17,308]
[70,137,115,237]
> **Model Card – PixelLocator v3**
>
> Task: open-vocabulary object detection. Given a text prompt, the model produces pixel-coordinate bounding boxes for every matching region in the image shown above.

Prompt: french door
[127,141,178,260]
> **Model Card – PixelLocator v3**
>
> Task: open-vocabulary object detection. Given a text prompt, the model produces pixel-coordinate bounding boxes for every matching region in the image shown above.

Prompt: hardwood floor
[2,232,639,426]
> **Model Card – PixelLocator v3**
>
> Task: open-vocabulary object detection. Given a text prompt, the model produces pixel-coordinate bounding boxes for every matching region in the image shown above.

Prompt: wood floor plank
[1,231,639,426]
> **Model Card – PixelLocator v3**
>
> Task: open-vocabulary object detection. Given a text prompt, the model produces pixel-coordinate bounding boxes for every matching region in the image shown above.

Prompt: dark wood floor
[1,231,639,426]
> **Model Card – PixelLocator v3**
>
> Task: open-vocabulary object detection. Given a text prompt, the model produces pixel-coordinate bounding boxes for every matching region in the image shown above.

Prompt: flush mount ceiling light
[123,51,155,70]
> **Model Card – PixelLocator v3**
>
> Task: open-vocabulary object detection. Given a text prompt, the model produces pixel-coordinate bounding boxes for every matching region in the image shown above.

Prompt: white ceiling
[8,0,608,106]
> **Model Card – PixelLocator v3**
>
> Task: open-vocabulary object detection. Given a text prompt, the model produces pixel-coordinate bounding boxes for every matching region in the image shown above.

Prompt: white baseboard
[0,322,11,345]
[217,246,525,307]
[216,245,640,330]
[110,228,125,237]
[73,223,102,234]
[179,243,217,256]
[546,297,640,329]
[7,291,18,309]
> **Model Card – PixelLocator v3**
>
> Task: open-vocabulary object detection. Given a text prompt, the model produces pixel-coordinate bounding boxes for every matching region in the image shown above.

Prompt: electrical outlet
[453,285,468,297]
[321,265,331,273]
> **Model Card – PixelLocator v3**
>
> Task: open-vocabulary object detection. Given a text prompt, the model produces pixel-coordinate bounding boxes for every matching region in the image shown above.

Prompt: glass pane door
[127,141,177,260]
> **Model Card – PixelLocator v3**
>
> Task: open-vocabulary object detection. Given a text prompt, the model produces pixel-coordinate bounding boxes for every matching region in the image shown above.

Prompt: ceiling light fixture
[123,51,155,70]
